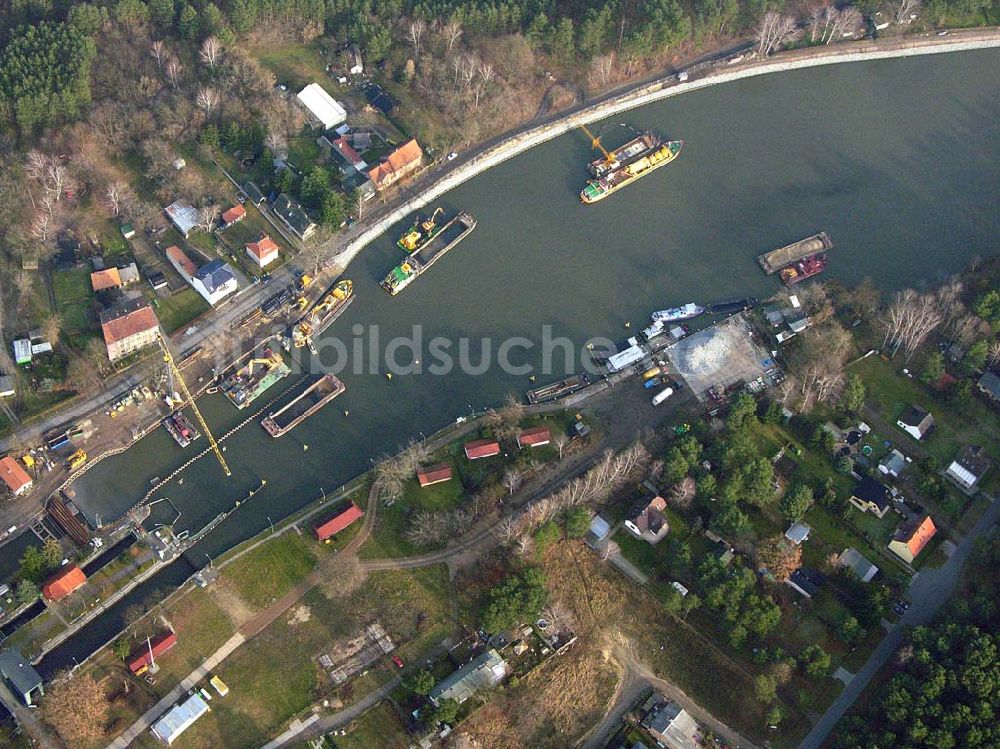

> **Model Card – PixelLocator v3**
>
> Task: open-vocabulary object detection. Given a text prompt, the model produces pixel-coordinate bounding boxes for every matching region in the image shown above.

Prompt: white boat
[651,303,704,323]
[652,386,675,406]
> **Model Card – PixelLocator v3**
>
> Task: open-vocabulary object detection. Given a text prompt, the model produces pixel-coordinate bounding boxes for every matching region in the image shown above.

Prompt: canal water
[71,50,1000,560]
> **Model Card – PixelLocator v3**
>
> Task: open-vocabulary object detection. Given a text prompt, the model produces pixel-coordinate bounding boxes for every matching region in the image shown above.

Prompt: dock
[262,375,346,437]
[757,232,832,275]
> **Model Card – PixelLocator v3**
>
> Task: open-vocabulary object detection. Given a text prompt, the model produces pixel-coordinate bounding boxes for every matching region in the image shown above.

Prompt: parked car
[391,655,404,669]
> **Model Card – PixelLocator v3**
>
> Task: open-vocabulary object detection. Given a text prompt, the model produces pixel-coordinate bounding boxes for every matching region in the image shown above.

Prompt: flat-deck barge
[381,212,477,295]
[757,232,832,275]
[262,374,345,437]
[708,297,758,316]
[526,375,589,405]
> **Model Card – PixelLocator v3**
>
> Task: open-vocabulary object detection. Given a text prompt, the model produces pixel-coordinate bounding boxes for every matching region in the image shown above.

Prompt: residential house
[0,648,44,705]
[367,139,422,191]
[221,204,246,227]
[296,83,348,130]
[888,515,936,564]
[464,439,500,460]
[428,649,507,705]
[165,245,198,281]
[784,522,811,545]
[118,262,140,286]
[164,200,199,238]
[417,463,452,487]
[517,426,551,449]
[786,567,825,599]
[192,260,238,306]
[91,267,122,292]
[272,193,317,241]
[0,456,32,496]
[42,564,87,601]
[945,445,992,492]
[896,405,934,441]
[878,449,907,478]
[245,235,280,269]
[315,502,364,541]
[242,181,266,206]
[640,696,699,749]
[331,136,368,173]
[100,297,160,362]
[838,547,879,582]
[849,477,892,518]
[625,496,669,545]
[977,371,1000,404]
[365,84,395,114]
[0,375,15,398]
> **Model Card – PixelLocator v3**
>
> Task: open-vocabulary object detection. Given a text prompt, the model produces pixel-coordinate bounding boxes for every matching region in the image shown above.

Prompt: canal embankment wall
[330,29,1000,271]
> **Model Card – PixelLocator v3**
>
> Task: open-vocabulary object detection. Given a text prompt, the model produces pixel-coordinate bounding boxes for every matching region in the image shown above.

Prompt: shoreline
[330,30,1000,270]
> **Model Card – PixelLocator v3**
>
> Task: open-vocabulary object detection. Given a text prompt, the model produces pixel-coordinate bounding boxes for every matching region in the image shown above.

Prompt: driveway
[798,494,1000,749]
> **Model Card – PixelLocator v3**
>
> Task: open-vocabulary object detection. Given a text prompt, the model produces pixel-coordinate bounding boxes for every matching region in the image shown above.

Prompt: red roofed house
[128,631,178,674]
[165,245,199,280]
[90,268,122,292]
[100,297,160,362]
[517,426,551,449]
[367,139,422,191]
[315,502,364,542]
[417,463,452,487]
[888,515,937,563]
[42,564,87,602]
[245,234,280,268]
[221,204,246,227]
[625,496,670,545]
[0,456,32,496]
[464,439,500,460]
[331,136,367,171]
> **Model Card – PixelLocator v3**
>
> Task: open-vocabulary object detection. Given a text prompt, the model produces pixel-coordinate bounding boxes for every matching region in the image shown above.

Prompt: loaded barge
[780,254,827,285]
[381,212,477,295]
[526,375,590,405]
[219,348,290,409]
[262,374,345,437]
[581,136,683,204]
[293,279,354,349]
[162,411,200,448]
[757,232,832,275]
[397,208,444,252]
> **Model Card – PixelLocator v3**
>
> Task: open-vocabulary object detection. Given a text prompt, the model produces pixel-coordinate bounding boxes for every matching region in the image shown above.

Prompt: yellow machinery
[400,209,444,251]
[297,274,313,291]
[244,349,282,374]
[292,280,352,349]
[67,449,87,470]
[421,207,443,233]
[295,296,308,311]
[157,334,231,477]
[580,123,615,167]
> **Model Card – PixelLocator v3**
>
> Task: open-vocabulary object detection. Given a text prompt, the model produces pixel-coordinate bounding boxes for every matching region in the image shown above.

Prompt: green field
[221,532,317,609]
[149,288,209,334]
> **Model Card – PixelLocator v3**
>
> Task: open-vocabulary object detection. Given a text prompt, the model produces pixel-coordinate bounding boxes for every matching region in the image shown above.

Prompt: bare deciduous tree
[200,36,223,68]
[30,212,52,243]
[589,53,616,87]
[502,468,522,498]
[197,204,220,232]
[881,289,943,361]
[195,87,220,117]
[756,11,795,57]
[988,340,1000,368]
[443,20,463,51]
[553,433,569,460]
[894,0,921,24]
[407,20,426,57]
[669,477,696,510]
[151,40,166,70]
[165,57,183,90]
[104,180,131,216]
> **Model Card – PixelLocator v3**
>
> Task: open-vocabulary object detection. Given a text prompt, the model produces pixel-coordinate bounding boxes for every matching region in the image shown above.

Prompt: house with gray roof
[428,649,507,705]
[838,547,879,583]
[896,405,934,441]
[978,371,1000,404]
[164,200,199,238]
[0,648,44,705]
[272,193,317,241]
[946,445,992,493]
[192,260,237,306]
[878,449,907,478]
[640,695,699,749]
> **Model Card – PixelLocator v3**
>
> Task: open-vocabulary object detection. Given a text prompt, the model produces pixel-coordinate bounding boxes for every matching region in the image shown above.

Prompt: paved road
[798,493,1000,749]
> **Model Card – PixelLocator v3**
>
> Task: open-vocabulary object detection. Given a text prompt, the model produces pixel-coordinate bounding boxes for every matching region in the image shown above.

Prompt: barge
[708,297,758,316]
[652,303,704,323]
[780,254,828,285]
[293,279,354,348]
[581,139,683,204]
[397,208,444,253]
[381,212,477,295]
[757,232,832,275]
[526,375,589,405]
[587,132,661,177]
[262,374,345,437]
[219,348,290,409]
[162,411,200,448]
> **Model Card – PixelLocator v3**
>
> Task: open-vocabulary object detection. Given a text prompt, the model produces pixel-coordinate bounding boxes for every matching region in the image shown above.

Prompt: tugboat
[382,212,477,295]
[163,411,201,448]
[780,254,828,285]
[397,208,444,253]
[651,303,705,323]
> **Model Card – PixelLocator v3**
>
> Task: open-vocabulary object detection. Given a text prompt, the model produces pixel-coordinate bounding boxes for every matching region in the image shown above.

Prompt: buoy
[529,375,536,382]
[386,372,392,380]
[344,410,349,416]
[625,321,631,328]
[303,444,309,451]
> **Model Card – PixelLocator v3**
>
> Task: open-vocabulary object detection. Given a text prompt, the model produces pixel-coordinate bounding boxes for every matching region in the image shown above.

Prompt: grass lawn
[802,505,905,585]
[149,288,210,334]
[59,300,92,332]
[52,268,92,303]
[220,532,317,609]
[956,494,991,534]
[332,701,410,749]
[613,529,666,574]
[251,43,330,91]
[853,356,1000,464]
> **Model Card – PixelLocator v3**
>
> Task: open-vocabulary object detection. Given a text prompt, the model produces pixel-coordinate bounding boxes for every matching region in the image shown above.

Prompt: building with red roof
[0,456,32,496]
[517,426,551,449]
[464,439,500,460]
[100,297,160,362]
[221,204,246,227]
[888,515,937,563]
[245,235,280,268]
[417,463,453,487]
[367,139,422,191]
[165,245,198,279]
[90,268,122,292]
[42,564,87,601]
[128,631,178,673]
[315,502,364,541]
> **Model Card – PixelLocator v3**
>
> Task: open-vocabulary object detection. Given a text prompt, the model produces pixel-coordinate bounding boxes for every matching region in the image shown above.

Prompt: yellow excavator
[398,208,444,252]
[244,349,283,373]
[293,280,353,349]
[67,449,87,470]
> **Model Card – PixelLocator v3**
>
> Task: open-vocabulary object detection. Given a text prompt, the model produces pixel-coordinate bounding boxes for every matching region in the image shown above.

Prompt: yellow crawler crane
[157,334,231,477]
[579,123,615,167]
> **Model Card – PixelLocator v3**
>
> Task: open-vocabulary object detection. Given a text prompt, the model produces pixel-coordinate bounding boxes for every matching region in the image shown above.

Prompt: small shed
[784,522,811,545]
[13,339,32,365]
[417,463,453,487]
[517,426,551,449]
[128,631,178,674]
[0,375,14,398]
[315,502,364,541]
[464,439,500,460]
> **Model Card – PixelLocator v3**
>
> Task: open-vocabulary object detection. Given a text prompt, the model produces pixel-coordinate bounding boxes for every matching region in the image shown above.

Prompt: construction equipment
[157,334,231,477]
[67,449,87,470]
[580,123,614,167]
[421,207,444,233]
[292,280,353,350]
[296,274,314,291]
[245,349,283,374]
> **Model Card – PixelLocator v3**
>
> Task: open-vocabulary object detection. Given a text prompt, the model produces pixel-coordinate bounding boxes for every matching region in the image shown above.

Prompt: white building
[296,83,347,130]
[164,200,199,238]
[191,260,237,306]
[150,693,210,745]
[245,236,280,269]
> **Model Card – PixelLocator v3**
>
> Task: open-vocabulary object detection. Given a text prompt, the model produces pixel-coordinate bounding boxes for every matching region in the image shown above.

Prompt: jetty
[757,232,832,275]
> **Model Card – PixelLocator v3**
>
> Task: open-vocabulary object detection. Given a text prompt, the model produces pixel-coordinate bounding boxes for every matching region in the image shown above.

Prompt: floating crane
[157,334,231,477]
[579,123,615,167]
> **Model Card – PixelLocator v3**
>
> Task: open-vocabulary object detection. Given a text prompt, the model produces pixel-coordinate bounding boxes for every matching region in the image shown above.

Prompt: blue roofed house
[0,648,44,705]
[191,260,237,306]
